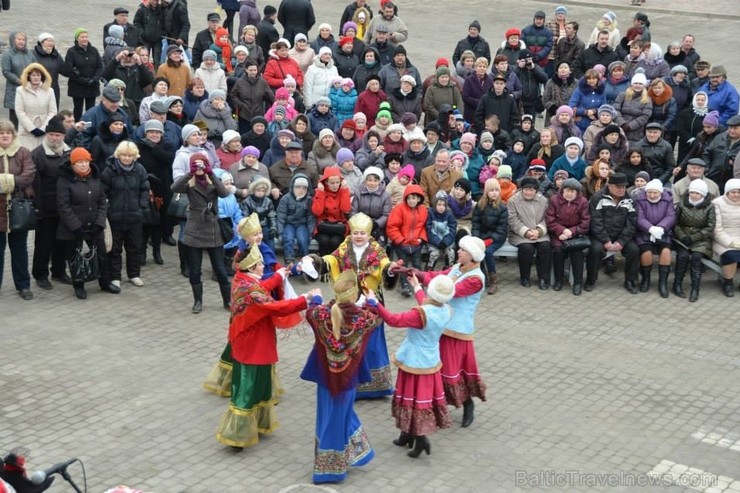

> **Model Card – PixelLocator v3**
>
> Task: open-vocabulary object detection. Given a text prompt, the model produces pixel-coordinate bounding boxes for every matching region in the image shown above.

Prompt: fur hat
[608,173,628,186]
[249,176,271,193]
[688,179,708,196]
[427,275,455,304]
[603,124,621,136]
[459,235,486,262]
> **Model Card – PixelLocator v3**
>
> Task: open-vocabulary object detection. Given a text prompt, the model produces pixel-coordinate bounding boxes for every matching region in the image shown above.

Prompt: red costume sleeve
[454,277,484,296]
[376,302,424,329]
[229,296,307,342]
[261,271,285,293]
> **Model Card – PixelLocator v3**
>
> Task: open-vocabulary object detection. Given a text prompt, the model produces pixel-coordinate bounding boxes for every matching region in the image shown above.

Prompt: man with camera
[102,48,155,109]
[514,49,548,117]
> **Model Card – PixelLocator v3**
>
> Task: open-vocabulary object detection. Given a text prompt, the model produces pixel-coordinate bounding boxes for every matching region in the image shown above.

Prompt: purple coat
[462,73,493,124]
[634,189,676,246]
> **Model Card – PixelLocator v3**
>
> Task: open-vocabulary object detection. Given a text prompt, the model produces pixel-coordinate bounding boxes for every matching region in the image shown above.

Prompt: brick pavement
[2,1,740,492]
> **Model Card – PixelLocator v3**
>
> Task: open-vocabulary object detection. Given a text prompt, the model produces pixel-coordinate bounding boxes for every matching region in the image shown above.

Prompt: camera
[125,52,134,57]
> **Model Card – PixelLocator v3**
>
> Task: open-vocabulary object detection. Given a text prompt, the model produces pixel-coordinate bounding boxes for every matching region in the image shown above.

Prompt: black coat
[278,0,316,44]
[162,0,191,45]
[102,59,155,107]
[90,123,132,172]
[474,88,519,133]
[633,138,675,183]
[452,36,492,66]
[133,4,164,45]
[31,145,70,218]
[191,29,216,69]
[588,189,637,245]
[137,137,175,203]
[471,202,509,244]
[56,163,108,241]
[61,42,103,98]
[100,157,150,225]
[573,44,619,79]
[334,49,359,79]
[33,44,63,102]
[256,19,280,59]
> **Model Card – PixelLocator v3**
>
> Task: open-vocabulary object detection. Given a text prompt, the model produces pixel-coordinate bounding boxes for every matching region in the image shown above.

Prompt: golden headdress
[348,212,373,235]
[237,243,263,271]
[238,212,262,238]
[334,269,359,304]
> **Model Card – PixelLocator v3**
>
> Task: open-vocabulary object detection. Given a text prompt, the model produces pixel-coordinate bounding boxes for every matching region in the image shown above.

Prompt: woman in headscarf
[676,93,711,164]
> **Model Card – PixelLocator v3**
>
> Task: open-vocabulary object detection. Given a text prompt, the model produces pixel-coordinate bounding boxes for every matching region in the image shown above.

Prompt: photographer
[514,49,548,117]
[102,47,154,108]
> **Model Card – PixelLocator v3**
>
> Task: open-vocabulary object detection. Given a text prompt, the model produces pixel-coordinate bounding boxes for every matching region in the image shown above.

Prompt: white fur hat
[427,275,455,304]
[459,235,486,262]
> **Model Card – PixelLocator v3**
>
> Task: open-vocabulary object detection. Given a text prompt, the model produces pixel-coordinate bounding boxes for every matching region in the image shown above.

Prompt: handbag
[143,191,162,226]
[7,197,37,231]
[166,192,189,219]
[218,217,234,243]
[561,235,591,253]
[69,245,100,283]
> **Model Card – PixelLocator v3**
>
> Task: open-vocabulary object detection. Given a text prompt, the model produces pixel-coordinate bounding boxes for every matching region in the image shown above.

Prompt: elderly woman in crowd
[713,179,740,297]
[193,90,238,146]
[14,63,57,150]
[634,179,677,298]
[508,176,552,289]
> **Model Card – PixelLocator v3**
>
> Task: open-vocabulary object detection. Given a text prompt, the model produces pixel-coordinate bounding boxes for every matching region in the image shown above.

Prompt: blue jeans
[0,230,31,291]
[483,237,506,274]
[281,224,310,260]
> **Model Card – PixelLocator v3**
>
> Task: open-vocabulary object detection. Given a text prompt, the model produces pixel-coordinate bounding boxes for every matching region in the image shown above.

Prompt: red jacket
[263,55,304,89]
[354,89,387,127]
[311,167,351,235]
[386,184,428,247]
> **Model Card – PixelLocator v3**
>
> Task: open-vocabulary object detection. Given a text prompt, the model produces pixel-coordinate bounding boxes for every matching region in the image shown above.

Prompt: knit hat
[234,45,249,56]
[166,44,181,56]
[635,171,650,182]
[518,49,533,60]
[520,176,539,189]
[427,275,455,304]
[480,131,494,144]
[70,147,92,164]
[407,128,426,144]
[189,153,211,175]
[209,89,226,101]
[556,105,574,117]
[275,88,290,100]
[363,166,383,180]
[341,119,357,131]
[631,73,647,85]
[274,105,286,118]
[294,33,307,44]
[598,104,617,118]
[339,36,354,47]
[203,49,217,61]
[277,129,296,140]
[387,123,405,134]
[534,10,546,18]
[435,66,451,78]
[38,32,54,43]
[336,147,354,165]
[529,160,546,172]
[222,130,240,145]
[725,179,740,194]
[353,112,367,123]
[555,5,568,14]
[435,57,450,69]
[505,28,521,39]
[603,11,616,23]
[401,112,418,126]
[73,28,88,41]
[394,44,407,56]
[400,74,416,86]
[497,165,513,179]
[492,150,507,162]
[241,146,261,158]
[316,96,331,107]
[144,120,164,133]
[181,124,200,142]
[45,115,66,134]
[563,136,583,151]
[459,132,477,147]
[608,61,626,74]
[703,111,720,127]
[688,179,708,196]
[318,22,332,32]
[342,21,358,34]
[318,128,334,141]
[398,164,415,180]
[459,235,486,262]
[318,46,333,57]
[562,178,582,191]
[553,169,569,181]
[645,179,663,192]
[108,25,124,40]
[293,176,309,188]
[376,108,392,121]
[283,75,297,88]
[603,124,621,136]
[671,64,688,75]
[454,177,472,194]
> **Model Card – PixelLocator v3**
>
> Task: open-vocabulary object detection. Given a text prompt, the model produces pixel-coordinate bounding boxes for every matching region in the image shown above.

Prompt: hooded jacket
[15,63,57,150]
[352,47,382,93]
[276,172,316,232]
[3,32,41,108]
[33,42,63,102]
[311,166,351,234]
[387,184,428,247]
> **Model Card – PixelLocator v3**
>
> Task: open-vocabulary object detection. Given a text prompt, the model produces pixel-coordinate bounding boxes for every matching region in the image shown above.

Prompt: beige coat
[507,190,549,245]
[14,63,57,151]
[712,194,740,257]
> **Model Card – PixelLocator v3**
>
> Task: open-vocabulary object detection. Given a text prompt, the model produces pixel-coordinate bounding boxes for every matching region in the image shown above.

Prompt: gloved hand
[31,128,46,137]
[680,236,693,246]
[73,228,85,241]
[648,226,664,240]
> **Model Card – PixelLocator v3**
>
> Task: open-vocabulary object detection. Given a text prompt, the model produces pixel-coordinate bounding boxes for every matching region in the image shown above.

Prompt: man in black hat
[257,5,280,58]
[31,115,73,290]
[269,140,318,198]
[192,12,221,69]
[521,10,553,72]
[585,172,639,293]
[377,44,420,94]
[452,20,491,66]
[671,158,720,205]
[634,122,675,184]
[514,48,548,116]
[104,7,141,48]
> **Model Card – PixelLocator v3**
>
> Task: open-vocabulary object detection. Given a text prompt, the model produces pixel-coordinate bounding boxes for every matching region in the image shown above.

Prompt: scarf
[215,32,233,73]
[688,196,705,207]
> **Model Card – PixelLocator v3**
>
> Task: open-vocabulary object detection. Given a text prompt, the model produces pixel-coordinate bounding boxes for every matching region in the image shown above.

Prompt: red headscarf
[215,28,233,73]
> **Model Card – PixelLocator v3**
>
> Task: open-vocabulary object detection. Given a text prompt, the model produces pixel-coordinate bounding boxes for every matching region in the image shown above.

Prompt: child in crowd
[307,96,338,135]
[525,159,552,195]
[211,28,234,74]
[386,162,413,205]
[471,178,509,295]
[267,105,290,134]
[478,131,496,162]
[277,174,315,264]
[383,123,409,154]
[214,169,243,275]
[448,177,475,237]
[496,165,518,203]
[331,78,358,127]
[484,114,512,152]
[426,191,458,270]
[547,169,568,198]
[479,154,502,185]
[449,150,469,174]
[283,75,305,113]
[266,87,298,123]
[387,184,428,297]
[369,103,393,139]
[240,176,278,251]
[353,112,367,139]
[508,138,529,181]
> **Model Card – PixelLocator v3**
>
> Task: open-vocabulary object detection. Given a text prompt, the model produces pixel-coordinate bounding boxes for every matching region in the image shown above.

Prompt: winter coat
[102,21,140,49]
[587,128,629,165]
[424,79,464,122]
[507,190,549,245]
[588,189,636,245]
[548,115,582,144]
[633,138,675,184]
[351,181,391,231]
[546,191,591,247]
[31,143,69,218]
[354,88,386,128]
[15,64,57,150]
[55,162,106,240]
[194,100,238,142]
[426,207,457,248]
[572,44,618,79]
[604,75,629,104]
[102,36,126,67]
[462,73,493,124]
[230,75,274,123]
[338,163,363,194]
[364,14,409,44]
[699,80,740,128]
[171,172,230,248]
[633,189,676,246]
[240,193,277,236]
[303,57,339,108]
[306,139,340,173]
[569,77,607,132]
[647,85,678,133]
[521,23,553,66]
[2,33,38,109]
[333,49,359,80]
[613,90,653,144]
[452,35,492,66]
[100,157,150,225]
[184,88,209,122]
[330,88,359,127]
[474,87,519,134]
[542,73,577,117]
[510,127,540,154]
[256,19,280,59]
[155,61,190,98]
[162,0,191,45]
[419,165,462,205]
[582,120,624,159]
[61,41,103,99]
[238,1,261,40]
[703,130,740,188]
[378,61,421,95]
[368,40,397,68]
[387,184,428,247]
[89,124,131,172]
[352,48,382,93]
[276,173,315,232]
[514,65,548,108]
[387,86,422,123]
[137,136,175,203]
[310,34,338,55]
[0,139,35,232]
[674,193,715,257]
[194,63,227,94]
[713,194,740,257]
[495,40,526,67]
[278,0,316,44]
[307,105,338,136]
[102,60,154,108]
[403,146,434,182]
[33,44,63,103]
[554,35,585,68]
[191,29,216,69]
[355,135,385,171]
[133,3,163,46]
[676,107,709,161]
[548,154,588,181]
[615,160,653,188]
[527,143,564,170]
[311,167,351,234]
[269,158,319,196]
[663,76,692,112]
[263,53,304,90]
[471,201,508,243]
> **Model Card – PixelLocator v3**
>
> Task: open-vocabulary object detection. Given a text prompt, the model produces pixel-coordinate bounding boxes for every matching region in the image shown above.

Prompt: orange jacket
[386,184,428,247]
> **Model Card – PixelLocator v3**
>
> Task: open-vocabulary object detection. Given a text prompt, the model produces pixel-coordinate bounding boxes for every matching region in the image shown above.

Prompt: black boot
[723,278,735,297]
[672,255,688,298]
[153,245,164,265]
[178,243,190,278]
[392,432,414,448]
[639,265,652,292]
[224,254,235,276]
[220,283,231,310]
[191,283,203,313]
[689,257,702,302]
[461,398,475,428]
[658,265,670,298]
[407,436,430,458]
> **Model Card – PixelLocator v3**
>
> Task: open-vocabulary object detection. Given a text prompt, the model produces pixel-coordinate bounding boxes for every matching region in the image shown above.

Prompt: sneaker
[112,280,121,288]
[130,277,144,287]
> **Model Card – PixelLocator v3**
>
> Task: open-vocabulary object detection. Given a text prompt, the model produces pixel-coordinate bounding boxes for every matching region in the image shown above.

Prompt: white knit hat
[724,178,740,194]
[363,166,383,180]
[459,235,486,262]
[563,136,584,151]
[688,179,708,196]
[645,179,663,192]
[222,130,240,145]
[631,73,647,85]
[427,275,455,304]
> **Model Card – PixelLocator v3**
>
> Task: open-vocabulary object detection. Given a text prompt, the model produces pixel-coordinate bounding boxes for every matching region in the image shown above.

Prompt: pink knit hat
[398,164,415,180]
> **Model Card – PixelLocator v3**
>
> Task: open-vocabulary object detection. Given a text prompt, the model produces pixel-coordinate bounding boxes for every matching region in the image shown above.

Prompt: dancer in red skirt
[414,235,488,427]
[369,273,455,458]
